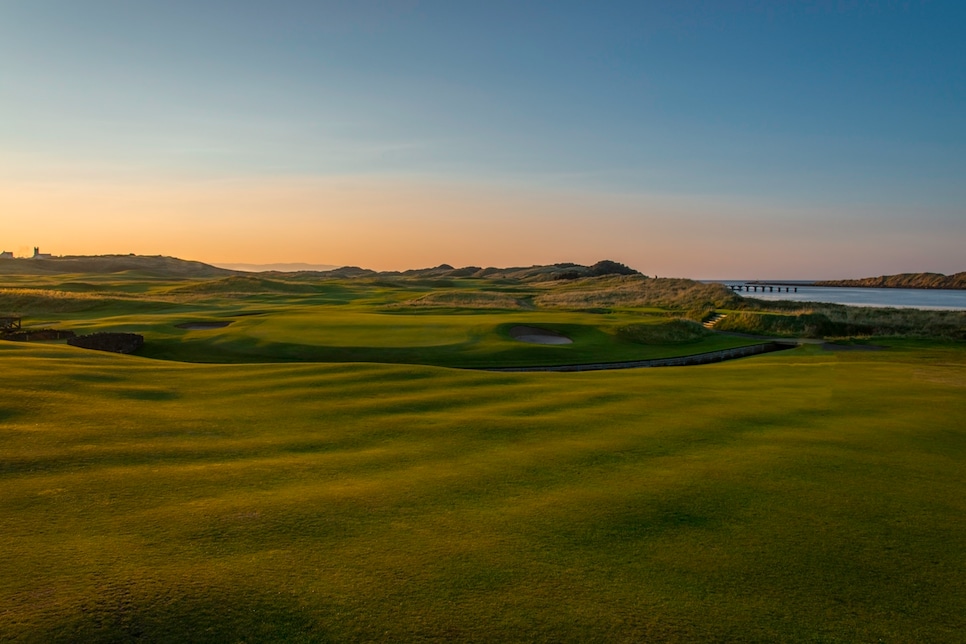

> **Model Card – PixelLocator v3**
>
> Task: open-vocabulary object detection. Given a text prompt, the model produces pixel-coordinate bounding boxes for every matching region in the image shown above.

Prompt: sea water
[712,282,966,311]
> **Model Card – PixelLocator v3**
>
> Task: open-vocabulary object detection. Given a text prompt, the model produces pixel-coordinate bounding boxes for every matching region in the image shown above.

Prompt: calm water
[713,282,966,311]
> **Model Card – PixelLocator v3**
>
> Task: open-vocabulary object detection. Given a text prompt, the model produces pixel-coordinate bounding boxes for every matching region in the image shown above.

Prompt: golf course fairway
[1,337,964,641]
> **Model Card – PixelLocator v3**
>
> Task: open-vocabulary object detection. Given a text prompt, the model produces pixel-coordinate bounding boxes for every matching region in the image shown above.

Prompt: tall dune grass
[0,288,118,314]
[400,290,530,309]
[534,276,740,310]
[731,298,966,339]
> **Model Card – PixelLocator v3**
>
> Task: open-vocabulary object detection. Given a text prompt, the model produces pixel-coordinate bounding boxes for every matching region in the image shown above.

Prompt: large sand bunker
[509,325,573,345]
[176,321,233,330]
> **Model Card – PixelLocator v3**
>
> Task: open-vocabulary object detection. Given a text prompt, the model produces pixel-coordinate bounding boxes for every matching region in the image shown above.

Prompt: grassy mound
[403,290,529,309]
[168,275,322,294]
[716,311,861,338]
[616,319,712,344]
[0,288,141,314]
[0,254,233,277]
[733,301,966,340]
[534,275,739,310]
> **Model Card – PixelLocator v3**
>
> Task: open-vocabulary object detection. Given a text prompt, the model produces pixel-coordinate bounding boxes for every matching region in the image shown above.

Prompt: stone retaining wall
[484,342,797,372]
[2,329,76,342]
[68,332,144,354]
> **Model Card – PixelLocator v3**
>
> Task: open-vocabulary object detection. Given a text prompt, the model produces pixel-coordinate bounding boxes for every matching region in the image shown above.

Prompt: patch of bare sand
[509,325,572,345]
[176,321,233,330]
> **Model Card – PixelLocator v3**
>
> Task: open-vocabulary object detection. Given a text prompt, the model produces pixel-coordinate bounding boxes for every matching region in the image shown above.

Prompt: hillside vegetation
[533,275,739,311]
[723,298,966,340]
[167,275,323,294]
[0,254,234,278]
[402,290,530,309]
[616,319,711,344]
[816,271,966,289]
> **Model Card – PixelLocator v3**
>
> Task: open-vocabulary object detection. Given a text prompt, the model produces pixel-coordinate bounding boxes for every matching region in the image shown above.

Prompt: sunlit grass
[1,339,964,641]
[2,274,756,367]
[1,271,964,640]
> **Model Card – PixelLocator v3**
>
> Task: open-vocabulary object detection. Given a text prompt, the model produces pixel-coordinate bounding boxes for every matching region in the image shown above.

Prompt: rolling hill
[0,254,236,278]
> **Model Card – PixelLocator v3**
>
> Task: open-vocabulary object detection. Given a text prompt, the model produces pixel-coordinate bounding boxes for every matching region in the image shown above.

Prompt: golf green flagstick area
[1,260,964,641]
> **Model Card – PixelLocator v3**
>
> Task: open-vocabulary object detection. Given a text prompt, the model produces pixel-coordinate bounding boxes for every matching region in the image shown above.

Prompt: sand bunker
[509,325,573,345]
[176,321,233,330]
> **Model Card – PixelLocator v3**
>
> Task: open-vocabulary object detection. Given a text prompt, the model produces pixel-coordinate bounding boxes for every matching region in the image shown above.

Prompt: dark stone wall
[2,329,76,342]
[68,332,144,354]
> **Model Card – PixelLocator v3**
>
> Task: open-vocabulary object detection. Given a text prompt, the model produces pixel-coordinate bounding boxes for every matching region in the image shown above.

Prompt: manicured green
[1,272,964,641]
[2,274,756,367]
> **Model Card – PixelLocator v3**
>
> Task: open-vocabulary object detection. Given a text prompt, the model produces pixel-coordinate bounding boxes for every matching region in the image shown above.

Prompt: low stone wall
[484,342,797,372]
[68,332,144,354]
[2,329,76,342]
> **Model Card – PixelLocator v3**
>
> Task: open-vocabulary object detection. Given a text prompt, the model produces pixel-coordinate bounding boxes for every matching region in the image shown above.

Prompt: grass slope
[1,340,964,642]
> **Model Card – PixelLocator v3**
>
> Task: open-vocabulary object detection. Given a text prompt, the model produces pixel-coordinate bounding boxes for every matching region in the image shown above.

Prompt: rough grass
[716,310,855,338]
[534,275,740,310]
[729,301,966,340]
[0,340,963,641]
[0,288,139,314]
[167,275,323,295]
[616,319,711,344]
[400,290,529,309]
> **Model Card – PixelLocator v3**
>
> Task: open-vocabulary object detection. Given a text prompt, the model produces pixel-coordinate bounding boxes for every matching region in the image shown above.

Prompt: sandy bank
[176,321,233,330]
[509,325,572,345]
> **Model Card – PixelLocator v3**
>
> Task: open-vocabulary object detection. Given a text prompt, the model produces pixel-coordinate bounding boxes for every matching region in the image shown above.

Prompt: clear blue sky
[2,1,963,277]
